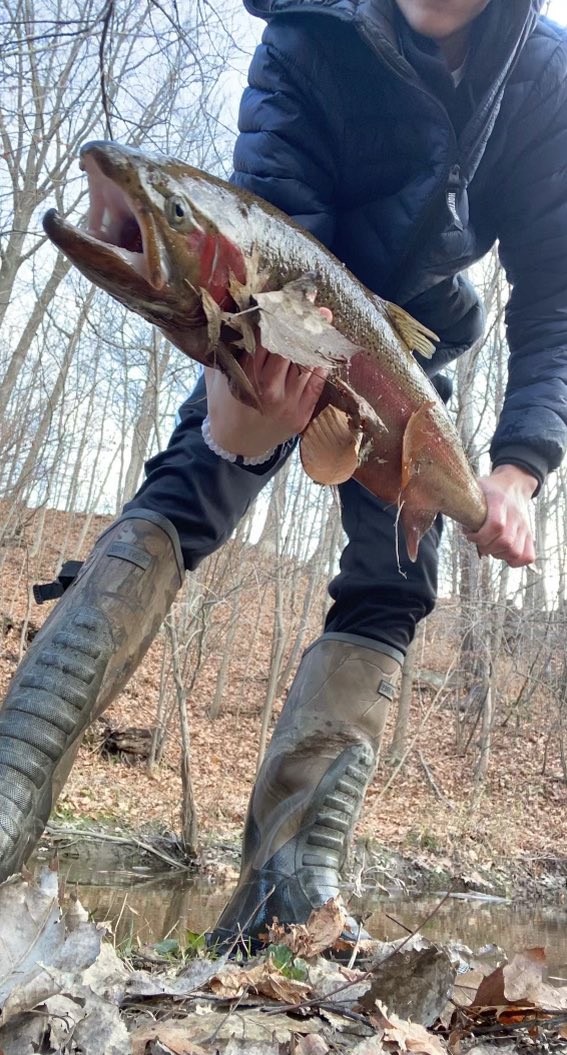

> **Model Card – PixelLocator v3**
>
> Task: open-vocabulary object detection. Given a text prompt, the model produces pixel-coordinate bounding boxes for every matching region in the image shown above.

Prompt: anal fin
[398,401,439,560]
[400,503,437,562]
[401,401,437,490]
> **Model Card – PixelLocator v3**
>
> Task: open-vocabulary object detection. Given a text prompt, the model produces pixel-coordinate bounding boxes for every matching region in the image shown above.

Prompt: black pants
[124,375,441,657]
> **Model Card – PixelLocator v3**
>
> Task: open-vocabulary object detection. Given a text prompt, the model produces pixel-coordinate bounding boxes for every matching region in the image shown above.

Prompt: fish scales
[42,141,487,559]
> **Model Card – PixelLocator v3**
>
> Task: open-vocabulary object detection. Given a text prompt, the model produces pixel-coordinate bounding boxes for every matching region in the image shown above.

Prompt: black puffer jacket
[232,0,567,486]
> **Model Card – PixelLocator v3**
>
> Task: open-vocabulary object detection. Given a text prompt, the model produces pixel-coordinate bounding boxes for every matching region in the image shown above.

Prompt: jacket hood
[242,0,542,85]
[242,0,542,181]
[243,0,543,28]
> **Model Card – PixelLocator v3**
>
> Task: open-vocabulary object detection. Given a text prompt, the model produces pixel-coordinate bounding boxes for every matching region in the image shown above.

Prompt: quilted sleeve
[493,34,567,484]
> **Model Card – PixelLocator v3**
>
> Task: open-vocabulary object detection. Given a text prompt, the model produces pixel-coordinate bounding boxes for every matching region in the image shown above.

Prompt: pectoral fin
[200,286,222,346]
[213,344,262,409]
[383,301,438,359]
[301,405,362,485]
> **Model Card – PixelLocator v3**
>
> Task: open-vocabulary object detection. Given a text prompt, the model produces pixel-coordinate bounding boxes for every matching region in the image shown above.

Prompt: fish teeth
[100,206,113,235]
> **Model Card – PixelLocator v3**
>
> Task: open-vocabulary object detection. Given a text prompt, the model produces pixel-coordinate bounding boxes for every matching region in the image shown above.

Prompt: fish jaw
[42,141,233,347]
[43,149,171,301]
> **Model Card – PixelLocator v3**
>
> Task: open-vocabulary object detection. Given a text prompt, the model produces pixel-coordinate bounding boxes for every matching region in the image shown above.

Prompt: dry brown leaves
[472,946,567,1013]
[372,1004,447,1055]
[292,1037,330,1054]
[129,1007,324,1052]
[445,946,567,1052]
[209,960,311,1004]
[266,898,347,959]
[131,1026,208,1054]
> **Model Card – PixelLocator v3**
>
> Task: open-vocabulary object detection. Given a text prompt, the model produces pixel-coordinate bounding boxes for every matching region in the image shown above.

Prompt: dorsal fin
[383,301,438,359]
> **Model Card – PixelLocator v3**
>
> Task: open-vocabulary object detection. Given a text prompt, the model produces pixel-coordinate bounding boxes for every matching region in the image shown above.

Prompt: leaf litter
[1,872,567,1054]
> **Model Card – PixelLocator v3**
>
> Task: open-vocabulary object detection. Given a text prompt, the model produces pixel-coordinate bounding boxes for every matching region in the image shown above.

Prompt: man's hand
[205,346,328,459]
[464,464,538,567]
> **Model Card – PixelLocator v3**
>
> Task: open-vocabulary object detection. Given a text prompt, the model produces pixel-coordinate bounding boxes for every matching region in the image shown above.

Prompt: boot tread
[306,829,344,851]
[314,809,351,833]
[20,671,90,710]
[0,713,67,759]
[0,780,33,817]
[0,742,59,788]
[39,648,98,684]
[5,694,80,734]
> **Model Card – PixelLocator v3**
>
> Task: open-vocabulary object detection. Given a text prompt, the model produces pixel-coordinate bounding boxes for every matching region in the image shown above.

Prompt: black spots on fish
[237,201,249,220]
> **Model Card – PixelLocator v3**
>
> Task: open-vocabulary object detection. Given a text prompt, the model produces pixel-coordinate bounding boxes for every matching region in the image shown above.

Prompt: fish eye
[165,195,194,231]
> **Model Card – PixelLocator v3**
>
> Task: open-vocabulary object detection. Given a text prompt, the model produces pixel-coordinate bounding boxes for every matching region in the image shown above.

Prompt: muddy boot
[210,633,402,951]
[0,509,184,882]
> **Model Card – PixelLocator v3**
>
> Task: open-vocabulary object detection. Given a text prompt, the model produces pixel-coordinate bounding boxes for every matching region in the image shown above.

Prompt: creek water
[50,841,567,977]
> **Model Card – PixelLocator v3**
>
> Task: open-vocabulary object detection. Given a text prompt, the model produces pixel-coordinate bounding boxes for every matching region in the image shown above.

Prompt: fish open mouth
[43,150,166,291]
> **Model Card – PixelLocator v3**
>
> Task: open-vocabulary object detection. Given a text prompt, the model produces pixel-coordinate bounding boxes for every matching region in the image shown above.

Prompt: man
[0,0,565,948]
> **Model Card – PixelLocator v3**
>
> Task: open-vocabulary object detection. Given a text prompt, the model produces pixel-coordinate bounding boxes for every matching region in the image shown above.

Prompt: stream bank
[34,821,567,957]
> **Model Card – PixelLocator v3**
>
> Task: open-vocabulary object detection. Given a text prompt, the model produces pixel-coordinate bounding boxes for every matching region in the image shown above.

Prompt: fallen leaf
[131,1025,208,1054]
[121,956,221,1003]
[267,898,348,958]
[349,1039,386,1054]
[60,986,132,1055]
[472,948,567,1014]
[451,968,487,1008]
[222,1040,283,1054]
[373,1004,447,1055]
[307,959,368,1007]
[253,281,360,370]
[471,964,506,1008]
[210,960,311,1003]
[130,1008,323,1048]
[1,923,103,1024]
[294,1037,330,1054]
[463,1046,516,1055]
[358,935,456,1026]
[0,869,63,1004]
[0,1009,50,1054]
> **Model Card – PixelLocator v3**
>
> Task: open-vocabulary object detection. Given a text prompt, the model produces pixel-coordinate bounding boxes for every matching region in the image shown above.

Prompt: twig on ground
[44,822,194,872]
[418,749,455,808]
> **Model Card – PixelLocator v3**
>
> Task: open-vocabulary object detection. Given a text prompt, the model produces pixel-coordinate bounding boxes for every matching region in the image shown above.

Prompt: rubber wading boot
[0,509,184,882]
[210,633,402,951]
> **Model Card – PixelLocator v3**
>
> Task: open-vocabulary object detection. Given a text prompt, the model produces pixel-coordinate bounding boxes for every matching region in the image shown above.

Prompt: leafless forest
[2,1,567,853]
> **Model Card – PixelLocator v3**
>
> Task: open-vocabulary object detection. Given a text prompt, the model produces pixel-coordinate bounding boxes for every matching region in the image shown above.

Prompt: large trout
[43,141,487,559]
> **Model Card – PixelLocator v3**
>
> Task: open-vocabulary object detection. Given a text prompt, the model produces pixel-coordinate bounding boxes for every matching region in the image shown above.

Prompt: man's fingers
[473,523,535,567]
[466,503,506,545]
